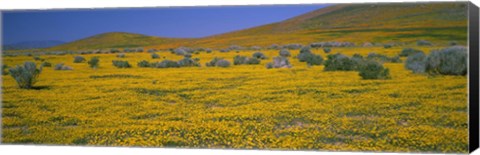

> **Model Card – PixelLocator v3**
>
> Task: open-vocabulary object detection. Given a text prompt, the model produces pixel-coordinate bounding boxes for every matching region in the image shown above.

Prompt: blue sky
[2,4,330,44]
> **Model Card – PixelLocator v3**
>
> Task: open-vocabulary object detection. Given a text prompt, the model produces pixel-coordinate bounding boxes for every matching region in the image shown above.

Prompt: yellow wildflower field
[1,46,468,153]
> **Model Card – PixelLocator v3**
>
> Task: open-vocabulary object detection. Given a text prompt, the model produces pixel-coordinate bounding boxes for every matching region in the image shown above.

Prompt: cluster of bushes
[137,55,200,68]
[55,63,73,70]
[252,52,267,59]
[112,60,132,68]
[399,48,423,57]
[324,53,390,79]
[123,48,144,53]
[73,56,86,63]
[366,53,401,63]
[282,44,303,50]
[324,53,358,71]
[310,41,355,48]
[323,48,331,53]
[279,49,291,57]
[296,47,323,66]
[206,57,231,67]
[172,46,212,55]
[151,53,160,59]
[405,46,467,75]
[266,49,292,69]
[233,55,261,65]
[268,44,281,50]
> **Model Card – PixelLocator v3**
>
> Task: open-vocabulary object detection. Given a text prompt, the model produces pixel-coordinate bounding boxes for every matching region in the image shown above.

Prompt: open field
[1,46,468,153]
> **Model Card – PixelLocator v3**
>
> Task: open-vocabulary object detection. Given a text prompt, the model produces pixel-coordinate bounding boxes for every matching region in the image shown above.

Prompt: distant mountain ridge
[43,2,468,51]
[4,40,65,50]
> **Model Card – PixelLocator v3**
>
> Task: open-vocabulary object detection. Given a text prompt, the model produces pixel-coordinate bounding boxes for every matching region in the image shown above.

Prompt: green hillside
[47,32,189,51]
[46,2,468,51]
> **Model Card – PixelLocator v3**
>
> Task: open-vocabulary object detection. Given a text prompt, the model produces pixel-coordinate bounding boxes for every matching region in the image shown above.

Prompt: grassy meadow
[1,46,468,153]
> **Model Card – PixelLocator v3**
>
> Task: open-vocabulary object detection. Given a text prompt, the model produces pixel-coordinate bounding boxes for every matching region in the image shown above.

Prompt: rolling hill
[3,40,65,50]
[47,32,190,51]
[45,2,468,51]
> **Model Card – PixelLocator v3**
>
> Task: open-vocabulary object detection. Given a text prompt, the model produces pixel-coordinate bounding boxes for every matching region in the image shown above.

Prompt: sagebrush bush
[8,62,42,89]
[297,49,323,66]
[116,53,126,58]
[151,53,160,59]
[54,63,73,70]
[324,53,356,71]
[282,44,303,50]
[206,48,212,53]
[279,49,291,57]
[417,40,432,46]
[299,46,311,54]
[112,60,131,68]
[178,57,200,67]
[358,60,391,80]
[252,52,267,59]
[206,57,222,67]
[323,48,331,53]
[174,48,187,55]
[425,46,467,75]
[399,48,423,57]
[405,52,427,73]
[215,59,231,67]
[266,56,292,69]
[233,56,260,65]
[73,56,86,63]
[88,57,100,69]
[367,53,402,63]
[41,61,52,67]
[137,60,151,68]
[155,60,180,68]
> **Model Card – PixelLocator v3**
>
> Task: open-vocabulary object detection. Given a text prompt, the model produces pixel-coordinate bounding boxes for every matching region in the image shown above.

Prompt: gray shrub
[425,46,467,75]
[405,52,427,73]
[252,52,267,59]
[358,60,390,80]
[54,63,73,70]
[151,53,160,59]
[279,49,291,57]
[324,53,357,71]
[323,48,331,53]
[266,56,292,69]
[178,57,200,67]
[233,55,260,65]
[73,56,86,63]
[155,60,180,68]
[112,60,131,68]
[215,59,231,67]
[8,62,42,89]
[137,60,151,68]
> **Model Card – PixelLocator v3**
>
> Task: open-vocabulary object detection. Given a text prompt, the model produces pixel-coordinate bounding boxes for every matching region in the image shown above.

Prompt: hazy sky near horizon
[2,4,330,44]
